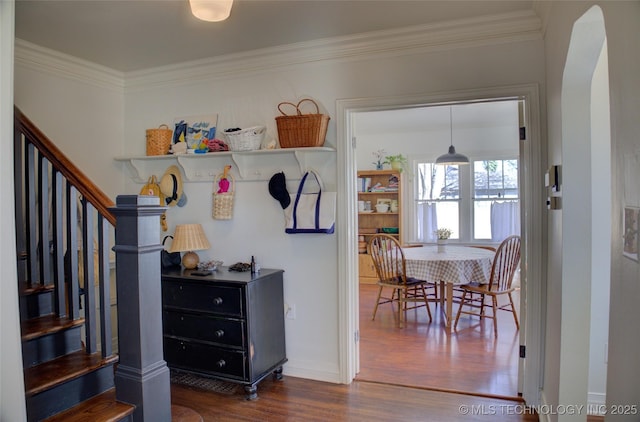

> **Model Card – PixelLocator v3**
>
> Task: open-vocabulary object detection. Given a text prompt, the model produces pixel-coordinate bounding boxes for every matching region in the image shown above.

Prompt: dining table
[402,245,494,332]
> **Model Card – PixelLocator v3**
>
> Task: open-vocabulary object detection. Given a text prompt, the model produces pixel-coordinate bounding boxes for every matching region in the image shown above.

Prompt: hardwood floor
[356,283,521,398]
[170,376,539,421]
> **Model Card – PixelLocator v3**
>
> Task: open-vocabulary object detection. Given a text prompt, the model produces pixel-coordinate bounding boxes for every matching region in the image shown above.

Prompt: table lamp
[169,224,211,269]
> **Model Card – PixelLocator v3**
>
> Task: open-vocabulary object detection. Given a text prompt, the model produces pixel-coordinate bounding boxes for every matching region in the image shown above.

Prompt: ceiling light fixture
[435,106,469,165]
[189,0,233,22]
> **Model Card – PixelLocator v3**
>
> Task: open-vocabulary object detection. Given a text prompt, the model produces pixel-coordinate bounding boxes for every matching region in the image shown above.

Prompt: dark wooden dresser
[161,267,287,399]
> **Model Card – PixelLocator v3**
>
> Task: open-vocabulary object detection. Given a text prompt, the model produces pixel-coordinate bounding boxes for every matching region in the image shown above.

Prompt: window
[415,163,461,240]
[473,159,519,239]
[412,158,519,243]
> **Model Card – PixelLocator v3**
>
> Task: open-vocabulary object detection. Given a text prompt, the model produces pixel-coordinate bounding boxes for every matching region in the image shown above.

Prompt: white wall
[588,40,610,408]
[542,1,640,420]
[1,1,27,420]
[14,17,545,384]
[13,41,125,200]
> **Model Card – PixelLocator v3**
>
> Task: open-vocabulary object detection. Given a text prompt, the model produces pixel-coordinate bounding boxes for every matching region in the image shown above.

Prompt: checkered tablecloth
[403,245,494,285]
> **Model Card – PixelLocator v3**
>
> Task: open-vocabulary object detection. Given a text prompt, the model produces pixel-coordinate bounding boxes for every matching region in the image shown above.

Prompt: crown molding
[125,9,543,91]
[532,1,553,38]
[14,39,124,92]
[15,9,542,93]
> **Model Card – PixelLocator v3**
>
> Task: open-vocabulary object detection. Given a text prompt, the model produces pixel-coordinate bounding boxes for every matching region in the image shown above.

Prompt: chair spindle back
[488,235,521,292]
[368,234,406,285]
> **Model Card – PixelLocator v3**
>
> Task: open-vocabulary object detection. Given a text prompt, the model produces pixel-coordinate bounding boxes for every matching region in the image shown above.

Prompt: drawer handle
[215,329,225,338]
[213,297,223,305]
[216,359,226,368]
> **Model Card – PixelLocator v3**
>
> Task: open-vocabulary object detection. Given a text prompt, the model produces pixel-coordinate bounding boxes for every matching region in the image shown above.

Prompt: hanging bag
[284,170,336,234]
[161,235,181,269]
[140,175,168,231]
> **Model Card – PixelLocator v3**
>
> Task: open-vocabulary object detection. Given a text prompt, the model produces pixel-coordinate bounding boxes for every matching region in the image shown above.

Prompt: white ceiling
[15,0,534,73]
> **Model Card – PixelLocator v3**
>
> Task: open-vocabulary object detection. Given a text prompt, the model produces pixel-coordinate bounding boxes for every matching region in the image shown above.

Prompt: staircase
[14,107,134,421]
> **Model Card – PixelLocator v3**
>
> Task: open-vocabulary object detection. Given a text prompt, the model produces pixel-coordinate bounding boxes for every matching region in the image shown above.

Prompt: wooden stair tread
[24,350,118,397]
[42,388,134,422]
[21,314,85,341]
[20,282,55,296]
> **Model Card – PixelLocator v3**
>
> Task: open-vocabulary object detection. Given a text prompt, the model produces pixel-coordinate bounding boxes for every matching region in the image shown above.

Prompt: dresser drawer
[163,311,245,348]
[162,281,243,317]
[164,337,246,380]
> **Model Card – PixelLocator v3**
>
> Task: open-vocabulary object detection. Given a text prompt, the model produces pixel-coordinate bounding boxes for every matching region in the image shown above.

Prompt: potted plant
[372,149,386,170]
[434,228,453,252]
[383,154,408,173]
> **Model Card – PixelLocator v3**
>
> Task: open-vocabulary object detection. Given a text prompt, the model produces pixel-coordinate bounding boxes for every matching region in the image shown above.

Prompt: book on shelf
[369,182,398,192]
[357,177,372,192]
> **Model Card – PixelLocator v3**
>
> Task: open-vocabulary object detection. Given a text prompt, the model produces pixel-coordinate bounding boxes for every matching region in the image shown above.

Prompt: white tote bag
[284,170,336,234]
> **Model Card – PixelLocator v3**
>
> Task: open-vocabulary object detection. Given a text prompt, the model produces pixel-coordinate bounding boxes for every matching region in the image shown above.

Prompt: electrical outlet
[285,304,296,320]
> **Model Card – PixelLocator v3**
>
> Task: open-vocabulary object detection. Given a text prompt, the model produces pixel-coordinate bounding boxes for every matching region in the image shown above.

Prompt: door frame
[335,83,545,406]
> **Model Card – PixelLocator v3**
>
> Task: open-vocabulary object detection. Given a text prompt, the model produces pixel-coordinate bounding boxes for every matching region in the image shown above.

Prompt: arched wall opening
[559,4,610,412]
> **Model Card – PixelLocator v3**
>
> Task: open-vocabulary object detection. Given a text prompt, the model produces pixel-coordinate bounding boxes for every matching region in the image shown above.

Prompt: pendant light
[189,0,233,22]
[435,106,469,165]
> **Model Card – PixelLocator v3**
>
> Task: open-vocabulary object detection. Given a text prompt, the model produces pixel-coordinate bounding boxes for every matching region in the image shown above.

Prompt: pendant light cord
[450,106,453,147]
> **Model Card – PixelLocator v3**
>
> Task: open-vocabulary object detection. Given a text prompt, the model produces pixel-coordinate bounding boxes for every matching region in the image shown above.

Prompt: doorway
[353,99,522,398]
[335,84,545,406]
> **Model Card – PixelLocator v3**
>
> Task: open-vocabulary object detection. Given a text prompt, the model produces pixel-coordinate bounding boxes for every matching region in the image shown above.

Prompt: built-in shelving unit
[357,169,402,284]
[114,147,336,183]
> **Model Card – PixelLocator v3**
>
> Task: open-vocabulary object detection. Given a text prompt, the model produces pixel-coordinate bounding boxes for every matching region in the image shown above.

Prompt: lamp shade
[435,106,469,165]
[169,224,211,253]
[435,145,469,165]
[189,0,233,22]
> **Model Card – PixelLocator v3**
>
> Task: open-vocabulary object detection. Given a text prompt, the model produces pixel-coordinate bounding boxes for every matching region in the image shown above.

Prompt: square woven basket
[145,124,172,156]
[275,99,330,148]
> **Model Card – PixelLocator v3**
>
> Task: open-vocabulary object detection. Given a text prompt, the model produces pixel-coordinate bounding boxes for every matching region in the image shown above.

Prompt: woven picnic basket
[275,99,330,148]
[145,124,173,156]
[212,173,235,220]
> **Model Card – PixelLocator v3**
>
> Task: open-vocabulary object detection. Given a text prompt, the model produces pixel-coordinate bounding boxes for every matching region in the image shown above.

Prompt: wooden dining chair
[454,235,521,334]
[451,245,497,301]
[367,234,436,328]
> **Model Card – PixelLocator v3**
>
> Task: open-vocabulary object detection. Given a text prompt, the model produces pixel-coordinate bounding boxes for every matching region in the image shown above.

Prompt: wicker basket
[275,99,330,148]
[212,173,235,220]
[146,124,173,156]
[223,126,266,151]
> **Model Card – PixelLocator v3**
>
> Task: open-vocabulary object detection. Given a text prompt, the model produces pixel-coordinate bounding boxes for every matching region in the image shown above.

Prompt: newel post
[109,195,170,421]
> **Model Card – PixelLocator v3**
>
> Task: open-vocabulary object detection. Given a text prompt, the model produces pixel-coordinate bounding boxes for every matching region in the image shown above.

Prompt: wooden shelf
[114,147,336,183]
[357,170,403,283]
